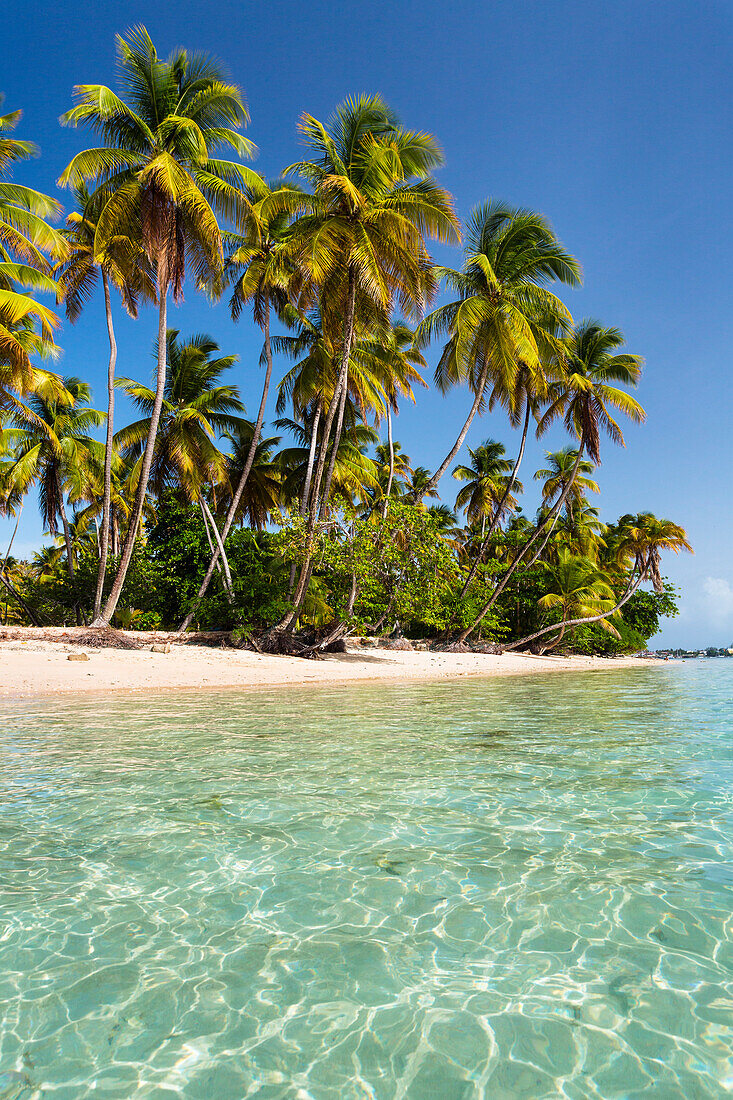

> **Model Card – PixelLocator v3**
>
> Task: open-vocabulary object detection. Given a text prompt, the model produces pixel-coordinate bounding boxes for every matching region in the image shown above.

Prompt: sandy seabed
[0,629,657,698]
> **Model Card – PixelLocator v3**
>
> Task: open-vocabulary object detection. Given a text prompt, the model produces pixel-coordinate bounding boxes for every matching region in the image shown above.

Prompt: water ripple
[0,662,731,1097]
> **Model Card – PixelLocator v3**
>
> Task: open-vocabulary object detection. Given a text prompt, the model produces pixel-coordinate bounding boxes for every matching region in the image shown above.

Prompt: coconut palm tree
[504,515,691,652]
[265,94,459,639]
[359,319,426,515]
[115,330,245,594]
[4,377,104,622]
[456,320,646,643]
[534,447,599,521]
[505,550,619,652]
[0,97,66,408]
[403,465,440,505]
[452,439,520,534]
[371,439,412,511]
[178,178,312,628]
[217,422,283,531]
[55,183,154,617]
[279,417,379,514]
[59,25,256,624]
[415,201,581,501]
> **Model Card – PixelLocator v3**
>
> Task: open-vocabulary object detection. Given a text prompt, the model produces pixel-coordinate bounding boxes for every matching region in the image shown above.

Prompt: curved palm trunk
[382,406,395,519]
[456,442,585,644]
[414,358,491,502]
[199,496,233,597]
[95,286,168,626]
[459,401,531,599]
[178,299,274,632]
[502,570,645,652]
[93,270,117,619]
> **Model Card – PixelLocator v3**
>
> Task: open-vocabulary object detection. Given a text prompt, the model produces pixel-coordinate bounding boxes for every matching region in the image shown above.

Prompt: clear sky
[4,0,731,646]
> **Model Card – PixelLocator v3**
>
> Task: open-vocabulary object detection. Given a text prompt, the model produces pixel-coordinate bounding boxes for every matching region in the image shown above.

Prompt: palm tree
[505,550,619,652]
[372,439,412,510]
[404,465,440,505]
[4,377,104,622]
[55,183,154,617]
[279,418,379,514]
[116,330,244,594]
[267,94,459,639]
[178,177,311,629]
[360,319,426,515]
[0,97,66,409]
[504,515,691,652]
[534,447,599,521]
[415,201,581,501]
[59,25,256,624]
[217,422,283,531]
[456,320,646,643]
[452,439,519,534]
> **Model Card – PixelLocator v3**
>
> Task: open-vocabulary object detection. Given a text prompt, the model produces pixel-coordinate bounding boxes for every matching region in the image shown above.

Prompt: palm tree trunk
[200,497,233,597]
[178,298,274,632]
[414,358,491,502]
[289,403,323,596]
[459,401,531,598]
[95,285,168,626]
[93,269,117,620]
[301,403,322,516]
[456,442,586,643]
[318,377,349,520]
[382,406,395,519]
[55,470,75,581]
[277,267,357,634]
[55,469,81,625]
[502,571,645,652]
[318,270,357,520]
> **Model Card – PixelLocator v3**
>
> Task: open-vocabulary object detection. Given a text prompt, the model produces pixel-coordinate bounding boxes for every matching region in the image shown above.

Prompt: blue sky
[3,0,731,646]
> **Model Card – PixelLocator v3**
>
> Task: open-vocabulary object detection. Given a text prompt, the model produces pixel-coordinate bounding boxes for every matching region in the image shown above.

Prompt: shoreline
[0,629,658,698]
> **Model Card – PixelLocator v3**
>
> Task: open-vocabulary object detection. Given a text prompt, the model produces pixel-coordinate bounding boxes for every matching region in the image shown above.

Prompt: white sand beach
[0,628,656,697]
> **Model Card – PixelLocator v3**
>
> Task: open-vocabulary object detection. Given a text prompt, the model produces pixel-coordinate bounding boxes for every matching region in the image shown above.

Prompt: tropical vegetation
[0,27,691,655]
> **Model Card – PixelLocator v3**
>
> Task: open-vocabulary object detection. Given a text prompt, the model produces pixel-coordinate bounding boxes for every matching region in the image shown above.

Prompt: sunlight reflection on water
[1,662,731,1098]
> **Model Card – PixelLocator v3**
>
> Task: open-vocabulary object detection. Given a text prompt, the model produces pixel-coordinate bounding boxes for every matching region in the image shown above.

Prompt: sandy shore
[0,630,657,697]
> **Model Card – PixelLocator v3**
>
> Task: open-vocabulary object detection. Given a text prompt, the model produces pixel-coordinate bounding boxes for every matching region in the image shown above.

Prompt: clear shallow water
[1,663,731,1099]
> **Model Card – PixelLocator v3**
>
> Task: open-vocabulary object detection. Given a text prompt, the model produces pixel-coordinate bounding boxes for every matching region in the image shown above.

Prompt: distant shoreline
[0,628,658,698]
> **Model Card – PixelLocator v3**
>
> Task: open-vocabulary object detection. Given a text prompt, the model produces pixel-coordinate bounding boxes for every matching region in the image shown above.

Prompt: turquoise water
[1,663,732,1099]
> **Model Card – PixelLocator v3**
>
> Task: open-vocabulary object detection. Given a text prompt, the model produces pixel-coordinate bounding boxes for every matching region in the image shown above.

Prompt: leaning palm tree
[415,201,581,501]
[452,439,519,534]
[59,25,256,624]
[504,515,691,652]
[0,97,66,406]
[506,550,620,653]
[456,320,646,643]
[263,95,459,641]
[55,183,154,617]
